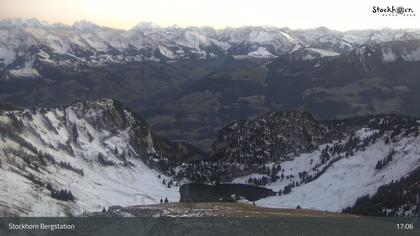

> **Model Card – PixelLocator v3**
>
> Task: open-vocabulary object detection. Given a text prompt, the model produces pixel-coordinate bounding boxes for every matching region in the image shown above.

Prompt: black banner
[0,217,419,236]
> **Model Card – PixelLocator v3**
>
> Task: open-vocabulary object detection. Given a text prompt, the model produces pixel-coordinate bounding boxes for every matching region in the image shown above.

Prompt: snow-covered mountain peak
[0,18,50,28]
[72,20,100,31]
[51,22,71,29]
[130,21,160,32]
[312,26,333,34]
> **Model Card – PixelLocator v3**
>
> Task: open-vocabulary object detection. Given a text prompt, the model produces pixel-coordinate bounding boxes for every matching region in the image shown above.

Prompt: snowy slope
[253,130,420,211]
[211,111,420,214]
[0,98,181,216]
[304,48,340,58]
[247,47,276,58]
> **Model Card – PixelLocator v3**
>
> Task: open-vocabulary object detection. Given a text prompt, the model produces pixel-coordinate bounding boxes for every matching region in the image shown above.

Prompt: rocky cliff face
[0,98,202,216]
[212,111,344,162]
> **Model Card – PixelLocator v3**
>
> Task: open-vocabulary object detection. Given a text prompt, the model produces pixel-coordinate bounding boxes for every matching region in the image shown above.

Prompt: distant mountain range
[1,18,420,72]
[1,18,420,146]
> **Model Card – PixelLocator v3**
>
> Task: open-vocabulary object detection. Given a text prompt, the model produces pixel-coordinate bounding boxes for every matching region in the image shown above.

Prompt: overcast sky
[0,0,419,30]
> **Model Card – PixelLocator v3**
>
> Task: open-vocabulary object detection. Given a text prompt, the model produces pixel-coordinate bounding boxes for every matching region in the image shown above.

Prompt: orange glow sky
[0,0,419,30]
